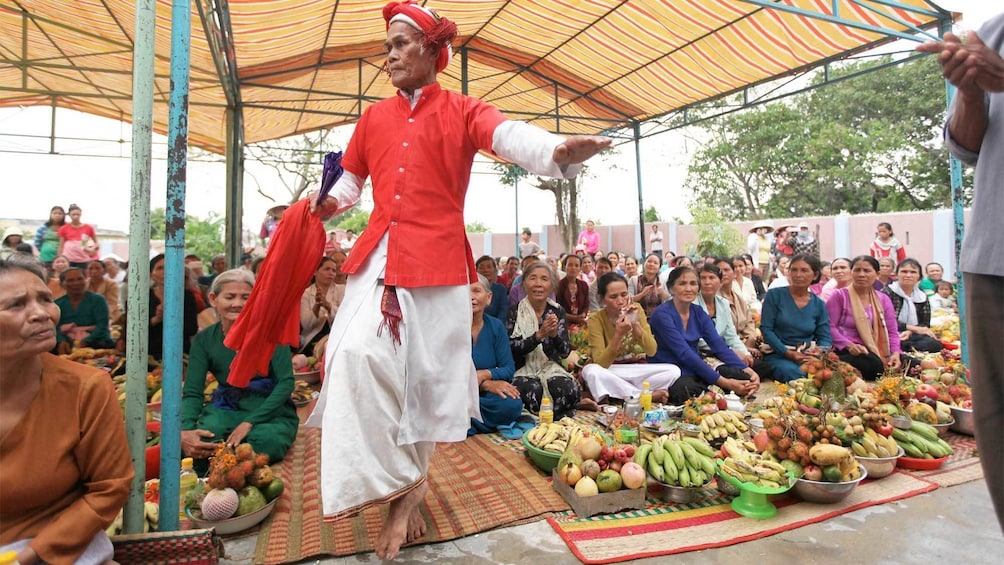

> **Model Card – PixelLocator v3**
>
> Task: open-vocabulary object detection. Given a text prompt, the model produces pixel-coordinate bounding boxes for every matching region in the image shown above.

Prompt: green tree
[336,210,370,234]
[149,208,226,262]
[688,204,744,258]
[685,56,967,220]
[643,205,662,222]
[494,164,583,253]
[466,221,489,233]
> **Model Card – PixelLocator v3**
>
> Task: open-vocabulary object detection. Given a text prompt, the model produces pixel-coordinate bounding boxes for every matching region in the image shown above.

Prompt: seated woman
[741,253,767,301]
[556,254,589,327]
[810,261,831,296]
[84,259,121,322]
[46,255,70,300]
[883,258,944,354]
[506,261,581,420]
[757,254,832,382]
[476,255,509,321]
[698,263,755,367]
[649,267,760,404]
[629,253,669,318]
[54,267,115,351]
[181,269,298,467]
[469,275,523,437]
[715,258,760,357]
[875,257,896,290]
[148,253,199,361]
[587,256,613,312]
[0,255,132,565]
[581,272,680,405]
[732,255,761,313]
[819,257,852,303]
[299,254,345,354]
[826,256,902,380]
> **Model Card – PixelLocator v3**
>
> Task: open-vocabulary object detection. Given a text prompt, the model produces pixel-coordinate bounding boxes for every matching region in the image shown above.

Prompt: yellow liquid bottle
[0,550,20,565]
[640,381,652,412]
[538,397,553,425]
[179,457,198,520]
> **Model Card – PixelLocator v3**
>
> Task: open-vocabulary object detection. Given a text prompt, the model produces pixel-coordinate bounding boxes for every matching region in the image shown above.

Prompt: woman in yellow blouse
[580,272,681,404]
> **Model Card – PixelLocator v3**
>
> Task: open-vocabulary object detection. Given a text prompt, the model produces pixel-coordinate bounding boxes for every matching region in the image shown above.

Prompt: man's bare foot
[406,505,427,543]
[652,389,669,405]
[375,480,428,560]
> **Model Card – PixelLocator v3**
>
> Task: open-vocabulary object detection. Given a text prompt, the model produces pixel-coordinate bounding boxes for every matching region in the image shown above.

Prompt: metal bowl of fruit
[793,465,868,504]
[649,477,713,504]
[186,497,278,535]
[930,419,955,438]
[949,406,974,436]
[854,446,904,479]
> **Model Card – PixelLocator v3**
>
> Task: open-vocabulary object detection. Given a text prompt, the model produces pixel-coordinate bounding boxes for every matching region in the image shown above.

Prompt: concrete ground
[219,478,1002,564]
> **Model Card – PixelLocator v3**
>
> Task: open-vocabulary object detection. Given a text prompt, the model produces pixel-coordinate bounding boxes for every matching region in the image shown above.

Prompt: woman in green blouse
[180,269,298,466]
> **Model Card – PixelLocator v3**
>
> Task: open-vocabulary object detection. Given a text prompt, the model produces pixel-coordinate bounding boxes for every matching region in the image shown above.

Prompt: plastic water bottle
[538,397,554,425]
[640,381,652,411]
[179,457,198,520]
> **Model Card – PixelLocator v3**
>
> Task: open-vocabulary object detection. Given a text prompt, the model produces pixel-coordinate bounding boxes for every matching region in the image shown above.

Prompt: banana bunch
[719,456,789,488]
[526,419,585,453]
[892,421,953,459]
[721,437,759,460]
[634,436,716,488]
[851,428,900,458]
[699,410,748,442]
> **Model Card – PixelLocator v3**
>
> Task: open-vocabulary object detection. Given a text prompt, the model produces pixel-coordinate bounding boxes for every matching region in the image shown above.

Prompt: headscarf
[383,1,457,73]
[887,281,925,328]
[849,288,890,359]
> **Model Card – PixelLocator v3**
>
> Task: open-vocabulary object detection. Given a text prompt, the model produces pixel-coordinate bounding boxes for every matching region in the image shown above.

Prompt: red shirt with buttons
[339,83,506,288]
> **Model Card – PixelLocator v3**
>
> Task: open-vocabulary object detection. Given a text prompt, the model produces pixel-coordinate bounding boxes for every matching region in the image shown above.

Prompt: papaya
[906,402,938,425]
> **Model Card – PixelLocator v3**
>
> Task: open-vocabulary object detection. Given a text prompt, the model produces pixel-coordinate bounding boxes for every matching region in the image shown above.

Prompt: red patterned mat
[899,431,983,487]
[252,429,569,564]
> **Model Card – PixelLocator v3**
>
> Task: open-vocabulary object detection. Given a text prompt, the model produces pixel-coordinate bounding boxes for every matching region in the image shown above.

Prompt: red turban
[223,199,325,387]
[382,1,457,72]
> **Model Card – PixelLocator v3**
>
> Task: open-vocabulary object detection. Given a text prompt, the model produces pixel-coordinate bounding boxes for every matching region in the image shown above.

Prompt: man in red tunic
[307,2,609,558]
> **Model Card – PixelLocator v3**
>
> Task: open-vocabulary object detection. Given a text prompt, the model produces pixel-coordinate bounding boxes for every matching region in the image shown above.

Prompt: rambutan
[235,443,255,461]
[226,467,246,490]
[254,453,270,467]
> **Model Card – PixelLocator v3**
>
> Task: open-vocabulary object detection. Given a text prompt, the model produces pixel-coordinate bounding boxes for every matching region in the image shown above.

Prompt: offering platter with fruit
[185,442,286,532]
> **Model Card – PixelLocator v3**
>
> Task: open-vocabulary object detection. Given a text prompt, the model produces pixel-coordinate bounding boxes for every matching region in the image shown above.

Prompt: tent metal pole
[633,122,645,256]
[157,0,192,532]
[123,0,156,535]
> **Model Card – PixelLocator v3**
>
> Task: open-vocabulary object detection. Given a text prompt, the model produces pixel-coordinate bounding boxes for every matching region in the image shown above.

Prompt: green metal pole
[124,0,156,534]
[939,19,968,366]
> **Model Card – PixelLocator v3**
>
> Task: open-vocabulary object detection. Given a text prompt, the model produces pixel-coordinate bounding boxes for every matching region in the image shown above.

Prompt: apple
[716,396,728,411]
[915,384,938,402]
[599,445,614,463]
[920,369,941,383]
[802,465,823,481]
[961,400,972,409]
[613,448,628,463]
[623,445,636,458]
[608,460,623,472]
[876,421,894,437]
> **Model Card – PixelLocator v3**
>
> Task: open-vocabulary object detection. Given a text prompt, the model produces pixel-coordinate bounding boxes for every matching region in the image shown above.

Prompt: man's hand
[917,31,1004,95]
[553,135,612,166]
[181,429,217,459]
[307,190,340,221]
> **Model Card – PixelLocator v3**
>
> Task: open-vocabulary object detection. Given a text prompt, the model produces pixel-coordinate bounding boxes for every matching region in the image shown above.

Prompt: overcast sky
[1,1,997,235]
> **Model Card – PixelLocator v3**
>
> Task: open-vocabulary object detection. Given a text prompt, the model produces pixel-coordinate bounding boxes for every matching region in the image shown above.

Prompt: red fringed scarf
[224,199,325,387]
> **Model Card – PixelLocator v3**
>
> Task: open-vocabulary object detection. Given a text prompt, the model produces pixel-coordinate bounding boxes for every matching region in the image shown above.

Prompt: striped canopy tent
[1,1,953,154]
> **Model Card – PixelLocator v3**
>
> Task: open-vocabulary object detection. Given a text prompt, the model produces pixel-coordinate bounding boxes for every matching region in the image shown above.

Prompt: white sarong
[580,362,681,402]
[306,233,479,518]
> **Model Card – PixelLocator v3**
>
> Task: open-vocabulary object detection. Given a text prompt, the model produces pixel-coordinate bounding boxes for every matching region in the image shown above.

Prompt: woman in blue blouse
[757,253,832,382]
[469,275,523,437]
[649,266,760,405]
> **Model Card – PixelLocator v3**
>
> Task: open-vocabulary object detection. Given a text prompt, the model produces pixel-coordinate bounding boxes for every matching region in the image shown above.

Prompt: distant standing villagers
[306,1,610,560]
